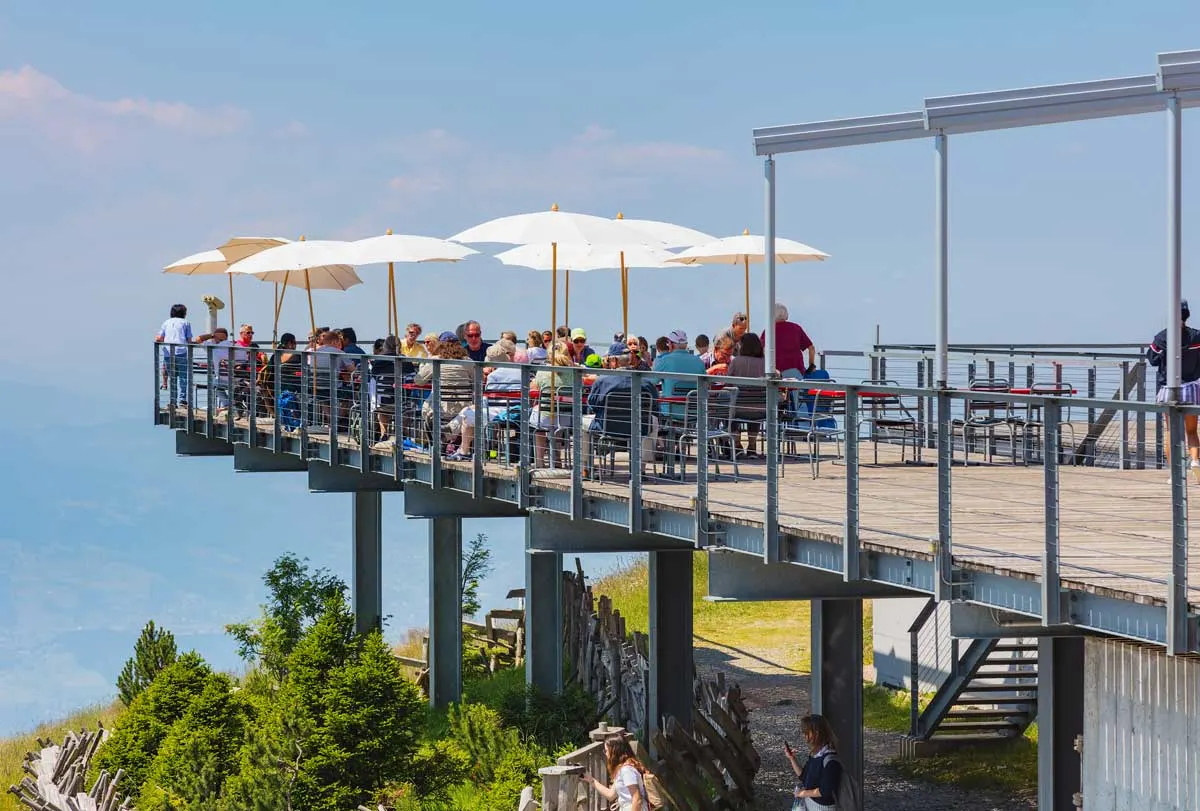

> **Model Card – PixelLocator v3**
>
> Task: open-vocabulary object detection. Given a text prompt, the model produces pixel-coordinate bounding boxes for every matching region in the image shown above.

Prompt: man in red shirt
[761,303,816,374]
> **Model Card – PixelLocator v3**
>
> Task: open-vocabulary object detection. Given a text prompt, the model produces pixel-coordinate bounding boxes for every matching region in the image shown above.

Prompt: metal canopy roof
[753,48,1200,156]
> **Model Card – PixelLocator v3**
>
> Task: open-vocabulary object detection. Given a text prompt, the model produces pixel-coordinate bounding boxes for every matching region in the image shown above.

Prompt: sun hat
[570,327,588,341]
[668,329,688,345]
[584,353,603,368]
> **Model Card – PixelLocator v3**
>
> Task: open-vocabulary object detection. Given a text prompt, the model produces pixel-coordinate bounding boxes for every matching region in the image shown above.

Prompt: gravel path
[693,643,1037,811]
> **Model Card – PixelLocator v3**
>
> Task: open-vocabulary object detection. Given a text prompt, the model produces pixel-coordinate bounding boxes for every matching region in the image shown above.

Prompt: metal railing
[153,340,1199,654]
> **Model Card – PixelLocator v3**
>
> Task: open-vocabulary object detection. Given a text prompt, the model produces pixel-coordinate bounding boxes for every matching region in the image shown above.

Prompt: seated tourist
[416,339,474,444]
[624,336,651,371]
[568,328,596,366]
[448,342,522,460]
[527,330,548,365]
[528,341,578,467]
[706,336,735,376]
[371,335,400,443]
[695,334,713,368]
[400,323,428,358]
[578,356,660,478]
[653,330,705,417]
[464,320,491,362]
[726,333,768,456]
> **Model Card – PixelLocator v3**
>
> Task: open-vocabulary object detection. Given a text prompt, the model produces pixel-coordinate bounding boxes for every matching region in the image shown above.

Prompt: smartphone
[783,740,793,756]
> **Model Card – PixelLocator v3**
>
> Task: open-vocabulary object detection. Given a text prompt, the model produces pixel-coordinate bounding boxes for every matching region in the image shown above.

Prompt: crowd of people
[156,302,821,469]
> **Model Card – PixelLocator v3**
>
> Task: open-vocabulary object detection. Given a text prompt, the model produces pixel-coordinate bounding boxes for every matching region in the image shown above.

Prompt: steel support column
[810,599,864,811]
[649,550,694,740]
[935,392,954,601]
[525,544,563,696]
[1037,636,1084,811]
[1042,401,1062,625]
[763,156,777,373]
[1168,407,1191,655]
[352,491,383,635]
[1166,93,1183,400]
[934,132,949,389]
[428,516,463,708]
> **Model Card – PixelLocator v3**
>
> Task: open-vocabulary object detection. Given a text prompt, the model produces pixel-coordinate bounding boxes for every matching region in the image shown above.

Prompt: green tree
[91,652,213,804]
[117,620,178,707]
[461,532,493,618]
[226,553,346,679]
[222,597,425,811]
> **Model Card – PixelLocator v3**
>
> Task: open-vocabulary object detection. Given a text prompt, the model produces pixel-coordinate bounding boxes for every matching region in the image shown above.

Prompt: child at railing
[581,734,649,811]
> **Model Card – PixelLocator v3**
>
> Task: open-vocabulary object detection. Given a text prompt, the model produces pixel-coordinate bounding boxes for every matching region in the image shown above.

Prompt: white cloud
[0,64,247,152]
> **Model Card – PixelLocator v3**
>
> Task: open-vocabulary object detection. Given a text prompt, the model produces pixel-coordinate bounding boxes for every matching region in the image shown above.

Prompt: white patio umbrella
[348,230,478,336]
[667,230,829,330]
[163,237,290,330]
[611,214,713,336]
[227,237,355,337]
[450,204,658,340]
[494,242,678,333]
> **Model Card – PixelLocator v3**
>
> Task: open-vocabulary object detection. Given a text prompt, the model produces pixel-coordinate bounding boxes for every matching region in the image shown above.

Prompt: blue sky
[1,2,1199,733]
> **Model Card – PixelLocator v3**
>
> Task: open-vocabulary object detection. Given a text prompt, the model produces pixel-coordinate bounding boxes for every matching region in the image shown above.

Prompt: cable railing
[153,340,1199,649]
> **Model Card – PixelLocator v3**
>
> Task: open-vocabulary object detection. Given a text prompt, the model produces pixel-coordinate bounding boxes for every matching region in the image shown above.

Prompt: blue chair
[780,369,844,478]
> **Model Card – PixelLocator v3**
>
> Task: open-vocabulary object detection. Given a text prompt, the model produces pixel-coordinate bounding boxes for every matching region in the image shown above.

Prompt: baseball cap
[668,329,688,345]
[1184,299,1191,318]
[608,341,630,356]
[438,331,458,343]
[570,327,588,341]
[584,353,602,368]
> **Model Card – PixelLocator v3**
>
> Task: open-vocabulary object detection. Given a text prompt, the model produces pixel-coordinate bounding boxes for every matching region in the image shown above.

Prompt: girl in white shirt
[581,734,648,811]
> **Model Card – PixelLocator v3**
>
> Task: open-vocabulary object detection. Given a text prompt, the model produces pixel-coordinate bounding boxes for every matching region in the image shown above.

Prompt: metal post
[649,550,694,740]
[353,491,383,635]
[629,371,643,532]
[811,599,864,810]
[1136,364,1146,470]
[358,357,369,473]
[473,363,484,498]
[1167,93,1183,402]
[430,361,442,488]
[153,343,161,425]
[1119,361,1129,470]
[429,516,463,707]
[934,131,949,389]
[695,377,710,547]
[272,350,282,452]
[1037,637,1085,811]
[205,344,215,440]
[1042,401,1061,626]
[525,543,563,696]
[328,351,339,464]
[936,392,953,601]
[1168,407,1190,655]
[570,371,583,520]
[844,385,860,581]
[763,156,777,374]
[764,378,780,562]
[185,344,195,431]
[518,372,531,510]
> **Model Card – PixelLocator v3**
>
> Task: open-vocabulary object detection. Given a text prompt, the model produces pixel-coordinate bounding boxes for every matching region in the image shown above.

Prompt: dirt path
[693,642,1037,811]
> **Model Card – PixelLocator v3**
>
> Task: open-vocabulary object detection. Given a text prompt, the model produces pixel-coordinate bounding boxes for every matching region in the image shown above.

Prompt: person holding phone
[785,714,843,808]
[580,734,647,811]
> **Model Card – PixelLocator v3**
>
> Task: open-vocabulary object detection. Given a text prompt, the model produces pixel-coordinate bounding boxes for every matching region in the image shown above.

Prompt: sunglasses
[466,332,482,338]
[573,338,586,344]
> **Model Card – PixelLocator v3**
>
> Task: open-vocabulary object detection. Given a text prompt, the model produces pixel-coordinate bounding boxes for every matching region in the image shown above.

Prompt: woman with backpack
[581,734,649,811]
[786,714,844,809]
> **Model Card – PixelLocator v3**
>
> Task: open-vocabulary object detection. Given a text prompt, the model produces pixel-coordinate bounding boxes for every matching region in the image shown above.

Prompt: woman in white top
[581,734,647,811]
[528,341,577,467]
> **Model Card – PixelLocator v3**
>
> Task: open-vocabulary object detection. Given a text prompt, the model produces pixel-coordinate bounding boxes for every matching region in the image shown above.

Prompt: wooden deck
[163,405,1199,612]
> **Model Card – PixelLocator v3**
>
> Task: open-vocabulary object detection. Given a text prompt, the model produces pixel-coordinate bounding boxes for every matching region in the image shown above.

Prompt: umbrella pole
[390,262,399,336]
[229,273,236,332]
[620,252,628,339]
[274,279,289,345]
[305,269,316,336]
[272,282,280,345]
[744,255,751,330]
[565,269,570,328]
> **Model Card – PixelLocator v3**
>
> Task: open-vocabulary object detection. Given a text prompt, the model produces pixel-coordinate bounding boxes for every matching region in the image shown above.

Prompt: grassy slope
[594,553,1036,796]
[0,702,125,811]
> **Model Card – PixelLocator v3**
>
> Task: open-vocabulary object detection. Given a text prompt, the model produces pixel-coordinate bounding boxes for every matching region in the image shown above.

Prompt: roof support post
[763,156,778,374]
[1166,93,1183,400]
[934,131,950,389]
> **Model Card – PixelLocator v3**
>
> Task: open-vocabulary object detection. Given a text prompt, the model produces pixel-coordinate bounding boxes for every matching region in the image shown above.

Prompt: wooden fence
[7,725,132,811]
[531,561,761,811]
[395,605,527,693]
[562,560,650,737]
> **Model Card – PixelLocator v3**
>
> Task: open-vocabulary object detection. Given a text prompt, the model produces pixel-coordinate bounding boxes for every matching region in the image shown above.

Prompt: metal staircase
[903,600,1039,752]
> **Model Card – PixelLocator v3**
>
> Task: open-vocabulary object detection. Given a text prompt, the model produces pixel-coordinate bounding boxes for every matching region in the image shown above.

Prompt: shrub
[91,652,213,803]
[447,703,512,784]
[405,740,471,802]
[117,620,178,707]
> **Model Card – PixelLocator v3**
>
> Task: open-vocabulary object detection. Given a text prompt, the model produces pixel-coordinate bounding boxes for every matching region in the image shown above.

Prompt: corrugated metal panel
[1083,638,1200,810]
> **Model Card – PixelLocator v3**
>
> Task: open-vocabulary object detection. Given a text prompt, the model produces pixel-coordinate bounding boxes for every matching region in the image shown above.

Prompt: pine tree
[460,532,494,618]
[117,620,179,707]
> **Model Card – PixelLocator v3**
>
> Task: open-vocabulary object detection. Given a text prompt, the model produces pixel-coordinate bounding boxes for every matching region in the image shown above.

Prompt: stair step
[968,672,1039,681]
[983,654,1039,663]
[945,708,1030,719]
[993,644,1039,653]
[950,698,1038,708]
[957,683,1037,693]
[936,720,1024,733]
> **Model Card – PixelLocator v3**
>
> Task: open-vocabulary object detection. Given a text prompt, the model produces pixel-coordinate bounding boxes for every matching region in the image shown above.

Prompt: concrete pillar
[649,550,694,739]
[428,516,462,708]
[524,548,563,695]
[811,598,863,810]
[1038,636,1084,811]
[352,491,382,636]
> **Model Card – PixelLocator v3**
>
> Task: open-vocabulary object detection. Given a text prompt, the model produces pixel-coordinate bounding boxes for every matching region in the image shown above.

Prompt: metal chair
[781,384,846,478]
[675,387,739,481]
[953,379,1015,464]
[587,385,658,481]
[857,379,919,464]
[1009,381,1077,464]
